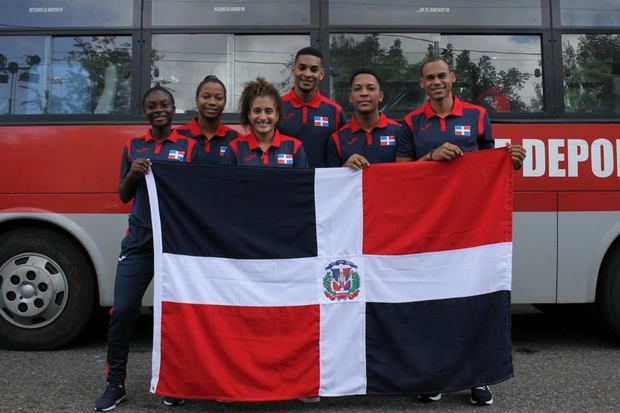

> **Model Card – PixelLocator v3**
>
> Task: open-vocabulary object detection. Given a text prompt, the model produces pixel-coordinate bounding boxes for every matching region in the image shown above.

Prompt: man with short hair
[397,58,525,169]
[397,58,525,406]
[327,68,399,169]
[280,47,345,168]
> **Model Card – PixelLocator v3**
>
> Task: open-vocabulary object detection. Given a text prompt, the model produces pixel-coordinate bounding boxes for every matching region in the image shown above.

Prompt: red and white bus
[1,0,619,349]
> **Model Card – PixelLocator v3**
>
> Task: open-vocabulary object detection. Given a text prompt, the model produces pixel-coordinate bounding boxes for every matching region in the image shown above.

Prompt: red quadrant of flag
[362,148,513,255]
[156,302,320,401]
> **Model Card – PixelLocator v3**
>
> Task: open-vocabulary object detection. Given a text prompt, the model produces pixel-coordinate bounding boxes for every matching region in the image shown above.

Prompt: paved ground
[1,305,619,412]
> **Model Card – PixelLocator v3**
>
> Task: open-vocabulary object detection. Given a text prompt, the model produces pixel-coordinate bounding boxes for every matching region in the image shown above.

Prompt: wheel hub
[19,283,37,299]
[0,253,68,328]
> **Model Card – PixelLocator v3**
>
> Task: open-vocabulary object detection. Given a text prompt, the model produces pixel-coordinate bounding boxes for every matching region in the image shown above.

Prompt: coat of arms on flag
[167,150,185,160]
[454,125,471,136]
[145,149,514,401]
[323,260,360,300]
[314,116,329,127]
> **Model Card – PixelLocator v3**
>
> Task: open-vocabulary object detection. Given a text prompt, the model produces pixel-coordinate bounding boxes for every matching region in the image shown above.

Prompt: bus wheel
[596,242,620,339]
[0,228,96,350]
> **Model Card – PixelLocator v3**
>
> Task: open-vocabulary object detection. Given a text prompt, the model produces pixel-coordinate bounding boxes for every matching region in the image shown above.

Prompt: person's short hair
[349,68,382,90]
[238,77,282,129]
[195,75,227,98]
[295,46,323,63]
[143,85,175,109]
[419,58,453,77]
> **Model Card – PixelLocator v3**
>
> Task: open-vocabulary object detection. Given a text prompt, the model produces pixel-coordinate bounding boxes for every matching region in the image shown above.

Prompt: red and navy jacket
[120,129,197,228]
[176,117,238,164]
[327,113,400,167]
[397,97,494,160]
[222,129,309,169]
[279,88,345,168]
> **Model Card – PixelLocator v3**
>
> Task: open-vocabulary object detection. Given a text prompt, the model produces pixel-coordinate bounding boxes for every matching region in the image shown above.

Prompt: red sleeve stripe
[125,139,133,162]
[185,138,196,162]
[335,105,343,129]
[478,107,486,137]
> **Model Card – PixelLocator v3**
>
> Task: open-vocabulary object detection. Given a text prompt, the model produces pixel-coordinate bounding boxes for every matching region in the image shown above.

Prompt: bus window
[151,34,309,113]
[562,34,620,113]
[0,35,131,115]
[49,36,132,114]
[0,36,47,115]
[329,33,543,115]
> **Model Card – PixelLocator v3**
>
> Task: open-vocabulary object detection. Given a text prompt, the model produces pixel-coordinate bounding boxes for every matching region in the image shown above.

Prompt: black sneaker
[470,386,493,405]
[95,384,127,411]
[418,393,442,402]
[163,396,185,407]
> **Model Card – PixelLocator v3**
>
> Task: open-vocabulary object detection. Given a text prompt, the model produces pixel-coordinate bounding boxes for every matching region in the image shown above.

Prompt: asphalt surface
[1,305,619,413]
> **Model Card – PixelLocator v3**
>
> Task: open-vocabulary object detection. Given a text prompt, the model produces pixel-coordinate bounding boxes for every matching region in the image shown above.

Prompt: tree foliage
[563,34,620,113]
[63,36,132,114]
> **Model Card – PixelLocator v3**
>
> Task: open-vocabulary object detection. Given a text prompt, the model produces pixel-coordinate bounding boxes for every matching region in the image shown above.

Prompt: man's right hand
[343,154,370,170]
[429,142,463,161]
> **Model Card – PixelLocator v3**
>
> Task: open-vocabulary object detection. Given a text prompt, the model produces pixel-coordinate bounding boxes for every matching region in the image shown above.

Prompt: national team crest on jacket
[454,125,471,136]
[314,116,329,127]
[168,150,185,160]
[323,260,360,301]
[277,153,293,165]
[380,135,396,146]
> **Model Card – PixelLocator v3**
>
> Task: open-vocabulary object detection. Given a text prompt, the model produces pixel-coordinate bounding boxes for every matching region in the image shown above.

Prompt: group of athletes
[95,46,526,412]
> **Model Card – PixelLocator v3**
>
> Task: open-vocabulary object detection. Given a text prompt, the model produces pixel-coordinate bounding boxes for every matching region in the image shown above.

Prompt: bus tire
[596,242,620,339]
[0,228,96,350]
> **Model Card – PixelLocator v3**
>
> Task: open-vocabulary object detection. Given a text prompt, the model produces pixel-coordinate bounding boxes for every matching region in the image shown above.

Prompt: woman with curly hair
[223,77,309,168]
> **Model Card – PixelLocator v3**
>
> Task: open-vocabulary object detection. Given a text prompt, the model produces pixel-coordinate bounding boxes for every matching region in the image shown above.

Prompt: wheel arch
[594,230,620,338]
[595,231,620,295]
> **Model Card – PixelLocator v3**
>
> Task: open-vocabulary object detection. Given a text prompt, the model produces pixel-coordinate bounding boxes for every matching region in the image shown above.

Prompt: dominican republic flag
[146,148,513,401]
[277,153,293,165]
[454,125,471,136]
[167,150,185,161]
[314,116,329,127]
[380,135,396,146]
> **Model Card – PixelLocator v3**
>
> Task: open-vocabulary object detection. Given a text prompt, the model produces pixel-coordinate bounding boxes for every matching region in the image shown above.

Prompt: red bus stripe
[0,194,129,214]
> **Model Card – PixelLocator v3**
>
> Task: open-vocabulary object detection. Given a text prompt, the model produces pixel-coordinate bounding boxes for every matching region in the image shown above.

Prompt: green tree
[330,35,538,115]
[454,49,476,101]
[330,33,425,113]
[563,34,620,112]
[63,36,132,114]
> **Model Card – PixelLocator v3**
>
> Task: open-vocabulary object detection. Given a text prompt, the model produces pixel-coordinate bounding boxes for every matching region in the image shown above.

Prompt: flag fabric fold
[146,149,513,401]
